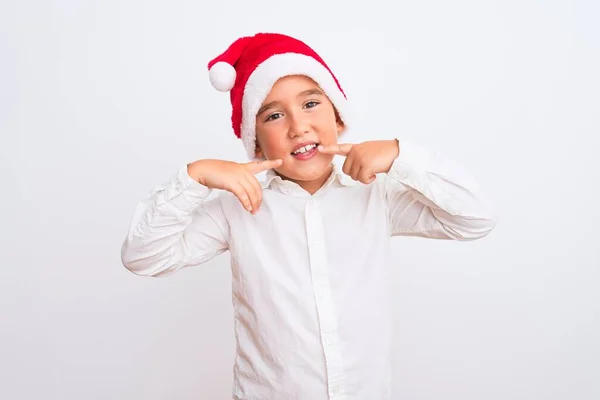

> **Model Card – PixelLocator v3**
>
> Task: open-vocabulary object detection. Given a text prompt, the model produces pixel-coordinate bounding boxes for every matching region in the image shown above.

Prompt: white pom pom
[209,62,236,92]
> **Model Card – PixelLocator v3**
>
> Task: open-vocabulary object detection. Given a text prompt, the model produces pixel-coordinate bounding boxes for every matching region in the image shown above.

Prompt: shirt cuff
[152,165,213,213]
[395,140,433,168]
[387,140,432,181]
[387,139,462,216]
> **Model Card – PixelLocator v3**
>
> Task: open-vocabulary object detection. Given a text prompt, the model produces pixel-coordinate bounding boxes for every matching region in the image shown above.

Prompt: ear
[336,119,346,135]
[254,142,264,159]
[336,116,346,136]
[334,107,346,135]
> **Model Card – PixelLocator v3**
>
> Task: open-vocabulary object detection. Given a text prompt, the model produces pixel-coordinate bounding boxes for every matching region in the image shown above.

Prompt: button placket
[305,198,346,398]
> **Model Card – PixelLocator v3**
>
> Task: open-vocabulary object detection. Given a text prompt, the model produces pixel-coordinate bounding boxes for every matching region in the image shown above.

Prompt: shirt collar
[262,162,357,195]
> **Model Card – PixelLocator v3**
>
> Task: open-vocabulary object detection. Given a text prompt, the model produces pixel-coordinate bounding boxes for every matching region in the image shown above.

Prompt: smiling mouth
[291,143,318,155]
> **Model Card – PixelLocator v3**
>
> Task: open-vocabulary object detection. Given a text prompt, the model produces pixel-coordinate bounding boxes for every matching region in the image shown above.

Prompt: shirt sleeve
[384,140,498,240]
[120,165,230,277]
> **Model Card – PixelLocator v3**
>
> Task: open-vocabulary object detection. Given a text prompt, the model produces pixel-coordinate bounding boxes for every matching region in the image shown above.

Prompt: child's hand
[187,158,282,213]
[318,139,399,184]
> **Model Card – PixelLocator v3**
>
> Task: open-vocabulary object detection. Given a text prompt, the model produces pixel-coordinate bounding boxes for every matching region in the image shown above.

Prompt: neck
[278,164,334,195]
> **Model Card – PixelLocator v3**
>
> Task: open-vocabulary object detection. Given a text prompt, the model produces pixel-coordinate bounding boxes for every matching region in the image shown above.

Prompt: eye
[265,112,283,122]
[304,101,320,109]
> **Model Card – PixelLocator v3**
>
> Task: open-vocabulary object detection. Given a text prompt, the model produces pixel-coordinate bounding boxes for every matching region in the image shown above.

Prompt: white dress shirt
[121,140,497,400]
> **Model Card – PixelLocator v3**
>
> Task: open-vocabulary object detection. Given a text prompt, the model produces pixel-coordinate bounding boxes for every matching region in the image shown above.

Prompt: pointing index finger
[317,143,353,156]
[245,158,283,174]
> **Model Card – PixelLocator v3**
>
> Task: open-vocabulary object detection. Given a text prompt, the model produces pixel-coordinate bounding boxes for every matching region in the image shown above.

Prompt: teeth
[292,144,317,155]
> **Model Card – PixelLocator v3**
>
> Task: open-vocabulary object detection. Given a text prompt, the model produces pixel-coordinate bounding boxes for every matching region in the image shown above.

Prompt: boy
[121,32,497,400]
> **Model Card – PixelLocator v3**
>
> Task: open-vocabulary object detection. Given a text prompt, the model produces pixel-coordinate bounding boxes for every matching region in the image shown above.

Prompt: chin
[279,154,333,182]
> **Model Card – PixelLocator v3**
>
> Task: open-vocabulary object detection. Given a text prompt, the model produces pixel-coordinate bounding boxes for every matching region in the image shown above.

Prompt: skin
[253,75,345,194]
[188,75,399,214]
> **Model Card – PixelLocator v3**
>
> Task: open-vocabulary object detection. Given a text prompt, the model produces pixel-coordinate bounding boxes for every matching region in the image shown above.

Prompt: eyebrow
[298,88,324,97]
[257,88,325,116]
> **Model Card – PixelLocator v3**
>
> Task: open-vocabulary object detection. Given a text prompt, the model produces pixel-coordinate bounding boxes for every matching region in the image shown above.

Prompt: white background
[2,0,599,399]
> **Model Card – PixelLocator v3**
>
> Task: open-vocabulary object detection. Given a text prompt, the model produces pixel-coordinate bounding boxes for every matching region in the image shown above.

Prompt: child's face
[254,75,345,186]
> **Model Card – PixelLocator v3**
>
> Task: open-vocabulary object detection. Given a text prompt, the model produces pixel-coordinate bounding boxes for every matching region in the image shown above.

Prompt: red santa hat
[207,32,349,159]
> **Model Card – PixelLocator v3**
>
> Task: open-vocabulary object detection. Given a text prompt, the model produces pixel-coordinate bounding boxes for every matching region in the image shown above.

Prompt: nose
[287,111,310,139]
